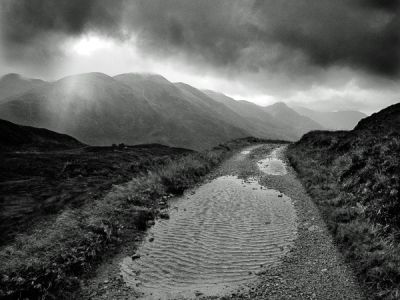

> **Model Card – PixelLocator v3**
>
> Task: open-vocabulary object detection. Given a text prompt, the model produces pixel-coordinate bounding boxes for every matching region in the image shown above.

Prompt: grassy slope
[0,144,191,245]
[0,137,278,299]
[287,107,400,299]
[0,118,84,151]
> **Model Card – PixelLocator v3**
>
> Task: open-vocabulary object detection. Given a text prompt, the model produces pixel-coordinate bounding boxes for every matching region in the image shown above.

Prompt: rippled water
[257,147,288,175]
[121,175,297,299]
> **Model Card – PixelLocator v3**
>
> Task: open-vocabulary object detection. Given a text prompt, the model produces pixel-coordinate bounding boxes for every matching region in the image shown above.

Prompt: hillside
[1,144,193,245]
[287,102,400,299]
[293,106,367,130]
[113,73,248,149]
[0,73,46,104]
[0,118,84,151]
[355,103,400,132]
[263,102,324,136]
[203,90,300,140]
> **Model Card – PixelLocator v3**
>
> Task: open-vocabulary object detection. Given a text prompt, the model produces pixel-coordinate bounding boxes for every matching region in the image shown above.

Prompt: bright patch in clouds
[69,35,113,56]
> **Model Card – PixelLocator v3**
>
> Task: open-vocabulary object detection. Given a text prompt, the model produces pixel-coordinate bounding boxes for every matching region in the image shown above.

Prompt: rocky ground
[79,144,366,300]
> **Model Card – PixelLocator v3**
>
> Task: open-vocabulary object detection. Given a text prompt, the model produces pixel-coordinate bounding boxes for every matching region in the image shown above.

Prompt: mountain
[0,73,47,104]
[0,73,248,150]
[113,73,249,148]
[0,72,166,146]
[0,118,84,151]
[203,90,300,140]
[263,102,324,136]
[292,106,367,130]
[0,72,329,150]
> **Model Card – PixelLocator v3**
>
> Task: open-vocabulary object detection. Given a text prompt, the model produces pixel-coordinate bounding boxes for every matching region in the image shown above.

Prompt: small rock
[195,291,203,297]
[159,212,170,219]
[308,225,320,232]
[278,194,283,198]
[131,254,141,260]
[321,268,328,273]
[149,237,154,242]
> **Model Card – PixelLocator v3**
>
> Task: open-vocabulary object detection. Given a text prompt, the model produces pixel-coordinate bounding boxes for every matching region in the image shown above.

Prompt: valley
[0,101,399,299]
[0,73,397,300]
[1,1,398,299]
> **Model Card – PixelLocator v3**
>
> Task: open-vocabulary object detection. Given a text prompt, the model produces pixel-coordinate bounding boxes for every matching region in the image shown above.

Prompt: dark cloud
[123,0,400,77]
[0,0,124,63]
[1,0,399,78]
[362,0,399,10]
[253,0,400,76]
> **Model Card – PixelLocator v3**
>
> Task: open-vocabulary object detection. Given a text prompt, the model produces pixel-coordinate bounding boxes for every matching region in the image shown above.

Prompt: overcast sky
[0,0,399,114]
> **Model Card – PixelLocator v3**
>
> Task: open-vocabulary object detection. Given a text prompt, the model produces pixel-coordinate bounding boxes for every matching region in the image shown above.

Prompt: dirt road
[81,144,365,300]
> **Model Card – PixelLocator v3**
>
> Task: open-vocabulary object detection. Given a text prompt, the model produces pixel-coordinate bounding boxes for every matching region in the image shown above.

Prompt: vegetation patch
[0,144,191,244]
[287,125,400,299]
[0,137,272,299]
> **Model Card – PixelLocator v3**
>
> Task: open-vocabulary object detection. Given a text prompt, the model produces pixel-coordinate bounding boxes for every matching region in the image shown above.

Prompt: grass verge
[287,130,400,299]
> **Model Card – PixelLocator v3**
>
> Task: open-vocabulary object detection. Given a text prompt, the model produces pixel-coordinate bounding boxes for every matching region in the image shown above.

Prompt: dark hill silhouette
[0,118,83,151]
[355,102,400,133]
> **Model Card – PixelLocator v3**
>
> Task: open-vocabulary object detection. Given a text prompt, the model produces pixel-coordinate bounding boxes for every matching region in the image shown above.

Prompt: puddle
[257,146,287,175]
[121,175,297,299]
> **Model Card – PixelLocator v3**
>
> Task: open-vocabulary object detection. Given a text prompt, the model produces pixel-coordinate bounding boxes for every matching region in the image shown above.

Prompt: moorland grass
[0,144,191,245]
[287,130,400,299]
[0,137,272,299]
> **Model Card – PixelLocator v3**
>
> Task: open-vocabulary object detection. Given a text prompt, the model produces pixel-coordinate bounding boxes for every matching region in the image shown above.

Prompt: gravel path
[230,145,366,300]
[80,144,365,300]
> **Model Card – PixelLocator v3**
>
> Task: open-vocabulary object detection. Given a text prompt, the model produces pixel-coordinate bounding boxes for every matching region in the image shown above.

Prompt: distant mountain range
[0,72,367,150]
[292,106,367,130]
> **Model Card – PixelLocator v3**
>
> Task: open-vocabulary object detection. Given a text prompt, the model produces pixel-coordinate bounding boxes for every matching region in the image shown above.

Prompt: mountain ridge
[0,72,353,150]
